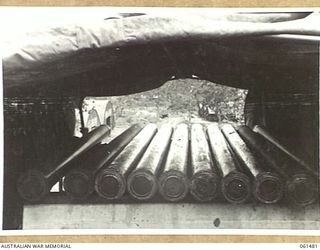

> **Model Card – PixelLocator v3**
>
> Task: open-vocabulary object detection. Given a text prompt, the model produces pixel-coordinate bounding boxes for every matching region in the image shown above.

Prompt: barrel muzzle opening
[127,170,157,200]
[159,171,189,202]
[222,172,251,204]
[254,172,284,204]
[64,170,94,199]
[286,174,318,207]
[17,169,48,202]
[190,171,220,202]
[95,169,126,200]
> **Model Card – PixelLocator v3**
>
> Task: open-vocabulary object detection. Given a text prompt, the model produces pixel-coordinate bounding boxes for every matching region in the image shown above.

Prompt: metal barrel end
[253,172,284,204]
[221,172,251,204]
[17,169,48,202]
[94,168,126,200]
[286,174,318,207]
[190,170,220,202]
[127,170,157,201]
[159,170,189,202]
[64,170,94,199]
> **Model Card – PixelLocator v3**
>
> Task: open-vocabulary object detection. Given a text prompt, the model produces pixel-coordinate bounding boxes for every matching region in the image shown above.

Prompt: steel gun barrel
[253,125,318,177]
[159,123,189,202]
[17,125,110,202]
[95,123,158,200]
[190,124,220,201]
[237,125,318,207]
[221,124,284,204]
[127,124,173,200]
[63,123,144,199]
[207,124,251,204]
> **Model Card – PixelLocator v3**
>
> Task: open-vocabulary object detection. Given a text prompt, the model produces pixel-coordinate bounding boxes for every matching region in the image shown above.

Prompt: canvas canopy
[2,11,320,97]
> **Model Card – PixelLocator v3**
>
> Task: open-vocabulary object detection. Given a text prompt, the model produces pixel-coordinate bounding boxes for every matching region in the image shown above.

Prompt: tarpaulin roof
[2,11,320,97]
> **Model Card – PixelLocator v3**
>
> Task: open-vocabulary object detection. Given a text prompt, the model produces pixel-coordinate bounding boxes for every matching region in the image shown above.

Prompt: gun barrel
[221,124,283,204]
[95,124,158,200]
[63,123,144,199]
[127,124,173,200]
[17,125,110,202]
[253,125,317,177]
[159,123,189,202]
[286,173,318,207]
[190,124,220,202]
[237,125,318,207]
[207,124,251,204]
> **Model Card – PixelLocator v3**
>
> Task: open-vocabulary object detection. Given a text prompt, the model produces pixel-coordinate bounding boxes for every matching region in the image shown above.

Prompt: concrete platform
[23,202,320,230]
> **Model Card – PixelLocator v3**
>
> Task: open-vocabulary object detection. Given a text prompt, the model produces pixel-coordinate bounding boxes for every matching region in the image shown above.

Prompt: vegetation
[109,79,247,125]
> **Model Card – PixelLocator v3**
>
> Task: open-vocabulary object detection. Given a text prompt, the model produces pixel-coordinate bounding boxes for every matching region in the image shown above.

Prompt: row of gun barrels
[17,123,319,207]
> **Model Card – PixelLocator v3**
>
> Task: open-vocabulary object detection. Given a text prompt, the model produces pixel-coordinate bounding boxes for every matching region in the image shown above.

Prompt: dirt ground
[76,79,246,142]
[106,104,215,142]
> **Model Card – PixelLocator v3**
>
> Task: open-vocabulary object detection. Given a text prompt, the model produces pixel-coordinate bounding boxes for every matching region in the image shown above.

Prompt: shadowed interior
[98,175,122,198]
[64,172,91,197]
[227,179,248,200]
[223,175,250,203]
[162,175,186,199]
[17,170,48,202]
[191,172,219,201]
[290,179,317,205]
[131,175,154,197]
[256,177,283,203]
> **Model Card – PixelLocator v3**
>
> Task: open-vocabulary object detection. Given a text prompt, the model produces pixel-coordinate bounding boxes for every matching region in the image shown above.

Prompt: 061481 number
[300,244,318,248]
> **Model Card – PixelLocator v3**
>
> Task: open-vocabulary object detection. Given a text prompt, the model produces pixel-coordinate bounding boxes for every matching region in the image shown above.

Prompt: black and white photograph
[1,7,319,231]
